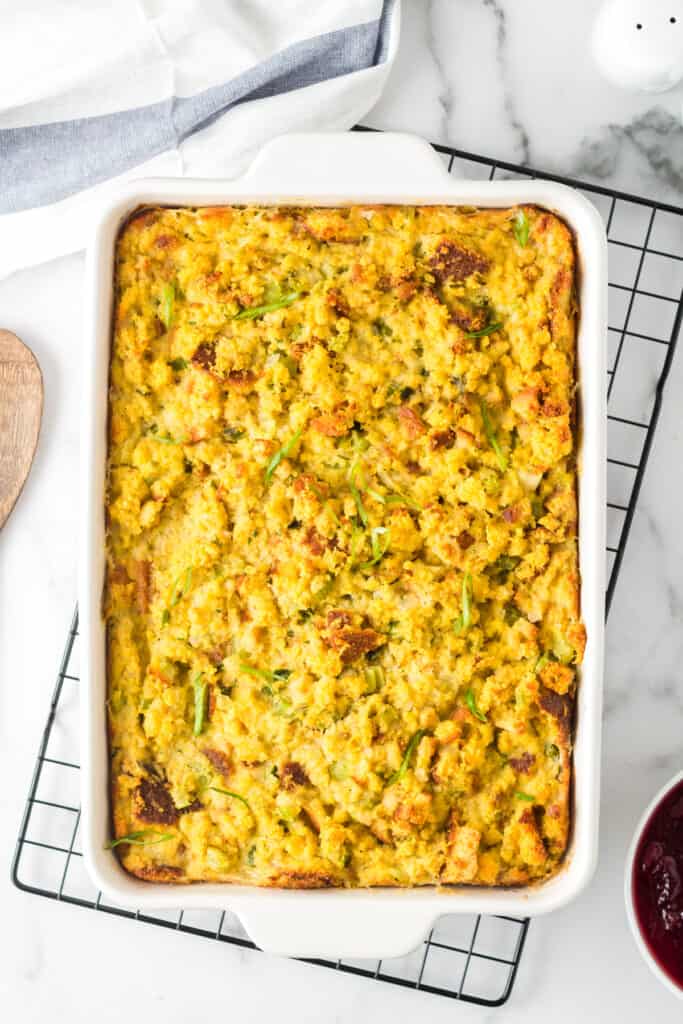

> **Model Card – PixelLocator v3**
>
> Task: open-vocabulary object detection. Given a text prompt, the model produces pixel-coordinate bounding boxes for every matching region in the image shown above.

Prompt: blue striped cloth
[0,0,399,277]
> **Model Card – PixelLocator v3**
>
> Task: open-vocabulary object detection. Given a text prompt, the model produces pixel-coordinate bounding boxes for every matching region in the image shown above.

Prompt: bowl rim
[624,768,683,1001]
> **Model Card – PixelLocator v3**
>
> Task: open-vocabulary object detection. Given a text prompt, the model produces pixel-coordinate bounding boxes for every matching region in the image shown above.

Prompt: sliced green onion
[364,666,385,692]
[465,687,487,723]
[153,434,179,445]
[360,526,390,570]
[513,209,530,247]
[531,495,545,520]
[162,566,193,626]
[515,791,535,802]
[311,572,336,606]
[385,492,421,511]
[504,603,521,626]
[349,479,368,527]
[234,291,301,321]
[265,427,303,484]
[160,282,175,329]
[367,489,420,511]
[107,829,174,849]
[535,653,549,673]
[464,321,503,339]
[351,431,370,454]
[461,573,472,627]
[167,357,187,372]
[192,672,207,736]
[545,743,560,760]
[223,426,245,443]
[480,399,508,472]
[209,786,251,809]
[488,554,521,583]
[240,663,272,682]
[373,318,393,338]
[386,729,427,787]
[347,442,371,527]
[239,663,290,684]
[169,567,192,608]
[453,573,473,634]
[329,761,348,781]
[348,523,365,567]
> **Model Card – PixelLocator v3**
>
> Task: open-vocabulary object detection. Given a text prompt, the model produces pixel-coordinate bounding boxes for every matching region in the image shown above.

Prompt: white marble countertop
[2,1,683,1020]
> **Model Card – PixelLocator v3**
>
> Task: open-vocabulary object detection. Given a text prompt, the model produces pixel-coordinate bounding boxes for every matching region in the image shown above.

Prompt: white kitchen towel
[0,0,400,279]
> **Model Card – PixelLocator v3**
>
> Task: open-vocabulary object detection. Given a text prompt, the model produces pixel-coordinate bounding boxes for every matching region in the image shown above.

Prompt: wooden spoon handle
[0,329,43,529]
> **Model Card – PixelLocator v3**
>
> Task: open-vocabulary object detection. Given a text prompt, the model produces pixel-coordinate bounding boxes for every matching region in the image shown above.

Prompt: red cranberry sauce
[632,779,683,989]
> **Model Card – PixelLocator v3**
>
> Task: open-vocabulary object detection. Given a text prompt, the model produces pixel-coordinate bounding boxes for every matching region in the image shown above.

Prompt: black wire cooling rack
[11,134,683,1009]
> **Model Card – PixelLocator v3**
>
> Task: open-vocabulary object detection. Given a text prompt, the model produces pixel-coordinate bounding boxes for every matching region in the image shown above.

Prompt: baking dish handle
[235,897,437,960]
[239,131,457,194]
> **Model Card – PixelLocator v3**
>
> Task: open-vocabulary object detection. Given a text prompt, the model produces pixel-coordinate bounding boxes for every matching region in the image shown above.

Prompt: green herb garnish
[223,426,245,443]
[386,729,427,787]
[465,687,487,723]
[367,489,420,511]
[234,291,301,321]
[531,495,545,520]
[240,663,291,684]
[360,526,390,570]
[311,572,336,606]
[170,567,192,607]
[504,603,521,626]
[513,209,530,247]
[350,479,368,527]
[106,829,174,849]
[209,786,251,809]
[453,573,473,634]
[160,282,175,329]
[488,554,522,583]
[545,743,560,760]
[265,427,303,484]
[167,357,187,372]
[480,399,508,472]
[349,522,365,566]
[373,318,393,338]
[535,652,554,673]
[192,673,207,736]
[464,322,503,339]
[364,666,385,692]
[515,791,535,802]
[162,566,193,625]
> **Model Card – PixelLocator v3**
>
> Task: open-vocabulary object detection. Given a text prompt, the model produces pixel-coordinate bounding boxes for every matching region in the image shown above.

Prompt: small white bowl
[625,769,683,1001]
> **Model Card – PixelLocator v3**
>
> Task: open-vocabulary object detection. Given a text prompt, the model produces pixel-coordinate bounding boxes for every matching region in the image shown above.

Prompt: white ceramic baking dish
[80,131,607,960]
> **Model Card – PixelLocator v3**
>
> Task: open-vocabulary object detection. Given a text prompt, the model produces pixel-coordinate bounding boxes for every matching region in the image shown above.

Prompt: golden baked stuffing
[105,203,583,887]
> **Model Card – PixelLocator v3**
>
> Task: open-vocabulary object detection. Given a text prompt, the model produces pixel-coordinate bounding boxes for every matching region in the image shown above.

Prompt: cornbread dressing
[106,203,584,888]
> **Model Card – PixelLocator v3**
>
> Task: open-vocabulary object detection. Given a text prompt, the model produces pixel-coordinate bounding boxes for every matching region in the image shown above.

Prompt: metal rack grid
[11,134,683,1008]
